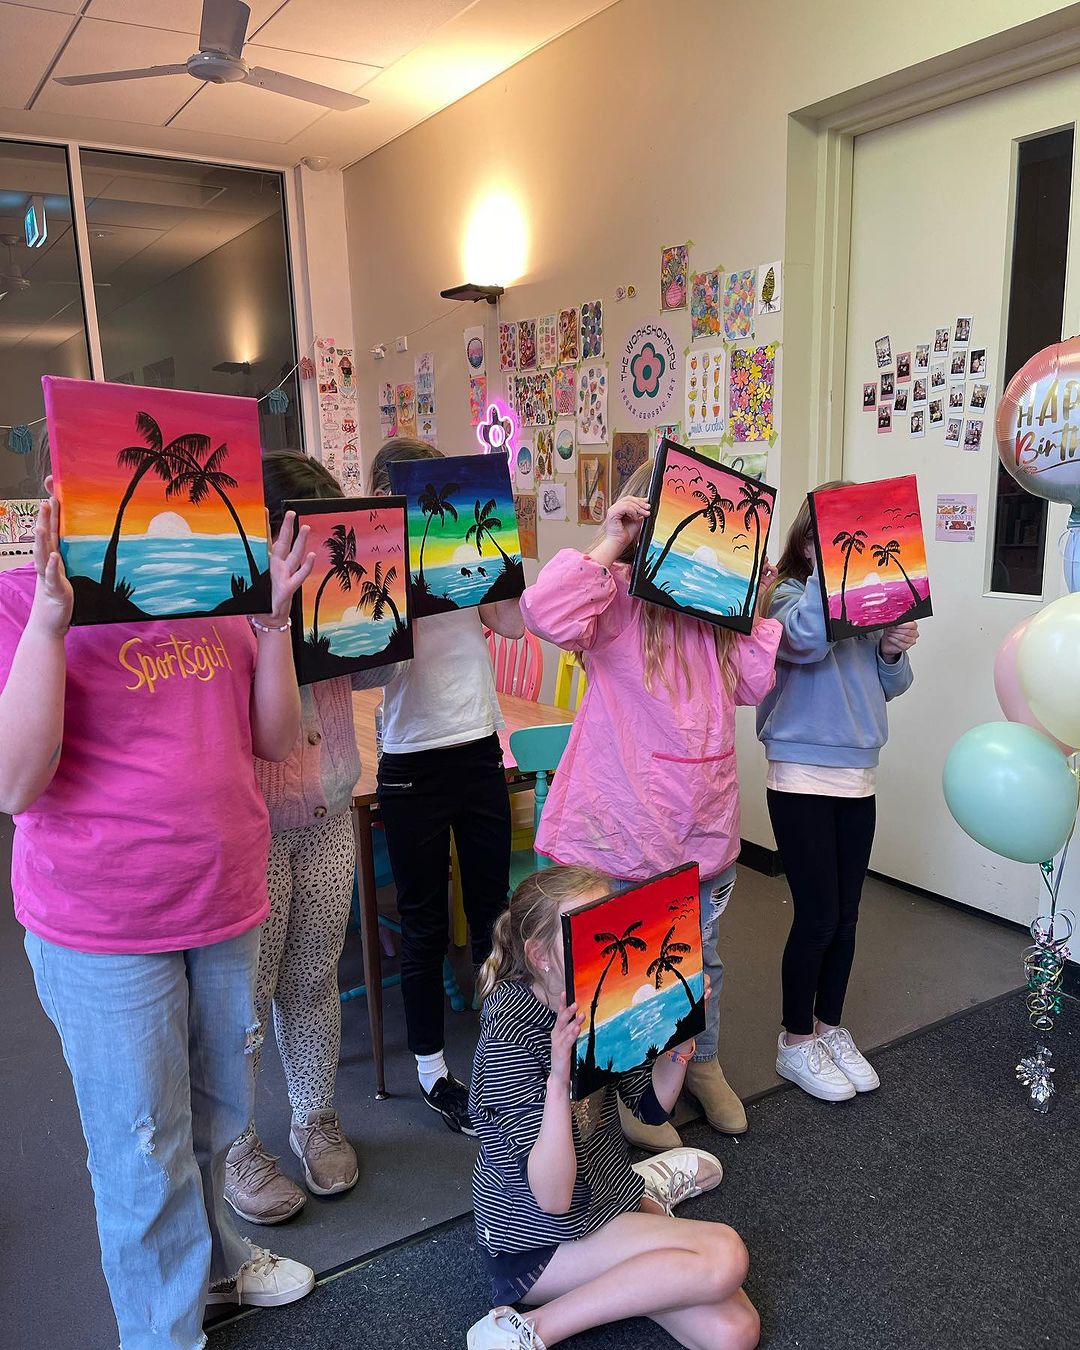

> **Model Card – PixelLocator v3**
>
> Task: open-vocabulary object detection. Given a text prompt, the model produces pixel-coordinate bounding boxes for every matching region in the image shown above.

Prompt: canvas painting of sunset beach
[808,474,932,641]
[287,497,412,685]
[629,440,776,634]
[43,377,268,625]
[562,865,705,1100]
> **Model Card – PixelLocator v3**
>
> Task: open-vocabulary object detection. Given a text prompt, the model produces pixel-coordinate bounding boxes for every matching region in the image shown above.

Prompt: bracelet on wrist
[248,615,291,634]
[669,1039,696,1065]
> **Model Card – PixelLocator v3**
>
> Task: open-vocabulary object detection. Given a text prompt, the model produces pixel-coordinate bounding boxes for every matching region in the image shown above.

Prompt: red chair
[484,626,544,701]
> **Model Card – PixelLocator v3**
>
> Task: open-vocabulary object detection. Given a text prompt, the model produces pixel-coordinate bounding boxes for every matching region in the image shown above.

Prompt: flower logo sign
[620,319,679,425]
[476,401,517,458]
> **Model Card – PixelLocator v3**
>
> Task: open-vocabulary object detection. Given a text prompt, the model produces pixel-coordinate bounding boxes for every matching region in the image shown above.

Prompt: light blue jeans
[25,928,260,1350]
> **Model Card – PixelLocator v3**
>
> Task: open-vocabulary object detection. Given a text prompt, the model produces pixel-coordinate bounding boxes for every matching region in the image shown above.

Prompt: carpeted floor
[210,989,1077,1350]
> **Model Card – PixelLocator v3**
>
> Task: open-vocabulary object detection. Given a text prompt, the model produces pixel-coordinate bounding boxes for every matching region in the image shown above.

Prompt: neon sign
[476,400,517,457]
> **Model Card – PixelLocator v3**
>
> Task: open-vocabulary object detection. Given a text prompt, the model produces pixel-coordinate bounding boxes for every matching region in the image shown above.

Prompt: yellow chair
[553,650,588,712]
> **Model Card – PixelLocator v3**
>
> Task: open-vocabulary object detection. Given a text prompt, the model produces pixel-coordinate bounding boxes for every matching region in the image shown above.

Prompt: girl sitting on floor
[467,864,758,1350]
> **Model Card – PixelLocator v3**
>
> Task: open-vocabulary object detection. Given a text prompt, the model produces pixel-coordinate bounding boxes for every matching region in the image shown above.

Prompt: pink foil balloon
[994,616,1072,753]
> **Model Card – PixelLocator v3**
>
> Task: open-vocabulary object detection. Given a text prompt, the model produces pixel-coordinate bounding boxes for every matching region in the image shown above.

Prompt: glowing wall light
[462,188,528,289]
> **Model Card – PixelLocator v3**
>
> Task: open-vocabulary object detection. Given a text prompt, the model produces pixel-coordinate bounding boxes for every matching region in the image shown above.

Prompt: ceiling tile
[250,0,466,68]
[86,0,282,40]
[0,3,74,109]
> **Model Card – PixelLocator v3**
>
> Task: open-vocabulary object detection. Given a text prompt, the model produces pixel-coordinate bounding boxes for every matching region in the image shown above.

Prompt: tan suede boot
[617,1096,683,1152]
[684,1059,748,1135]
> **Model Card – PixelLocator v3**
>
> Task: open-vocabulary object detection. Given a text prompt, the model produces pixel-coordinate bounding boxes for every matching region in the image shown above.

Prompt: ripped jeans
[25,928,259,1350]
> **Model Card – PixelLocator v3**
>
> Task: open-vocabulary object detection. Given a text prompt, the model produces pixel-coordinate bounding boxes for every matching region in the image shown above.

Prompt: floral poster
[538,312,559,370]
[577,362,608,445]
[619,319,679,425]
[553,363,576,417]
[723,270,756,342]
[558,307,580,364]
[499,322,518,372]
[581,300,604,360]
[684,344,725,442]
[468,375,487,427]
[519,318,538,371]
[612,431,649,493]
[690,269,721,340]
[515,372,555,427]
[661,243,690,310]
[729,343,777,443]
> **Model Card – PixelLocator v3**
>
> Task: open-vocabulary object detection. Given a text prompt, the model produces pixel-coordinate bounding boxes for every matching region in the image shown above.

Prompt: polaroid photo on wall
[911,407,926,437]
[863,381,877,411]
[953,316,973,349]
[893,386,909,414]
[912,377,928,406]
[944,416,963,447]
[914,343,930,374]
[963,418,984,452]
[930,362,946,392]
[877,403,893,434]
[880,371,895,399]
[896,351,911,381]
[933,327,950,354]
[969,348,987,378]
[876,335,892,368]
[929,397,944,426]
[950,350,967,378]
[948,382,966,413]
[969,381,990,411]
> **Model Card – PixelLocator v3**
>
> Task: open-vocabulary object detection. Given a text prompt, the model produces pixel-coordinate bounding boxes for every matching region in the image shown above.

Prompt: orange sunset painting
[562,865,706,1099]
[43,376,268,625]
[808,474,932,641]
[289,498,412,684]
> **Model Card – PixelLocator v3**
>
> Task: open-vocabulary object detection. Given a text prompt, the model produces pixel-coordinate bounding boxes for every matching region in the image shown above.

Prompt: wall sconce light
[440,283,505,305]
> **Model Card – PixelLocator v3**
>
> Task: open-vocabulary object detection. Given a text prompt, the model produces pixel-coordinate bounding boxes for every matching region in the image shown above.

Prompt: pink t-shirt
[0,566,270,955]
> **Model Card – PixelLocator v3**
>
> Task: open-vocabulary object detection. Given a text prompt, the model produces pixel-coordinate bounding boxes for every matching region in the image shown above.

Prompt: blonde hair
[591,459,737,696]
[476,864,609,1002]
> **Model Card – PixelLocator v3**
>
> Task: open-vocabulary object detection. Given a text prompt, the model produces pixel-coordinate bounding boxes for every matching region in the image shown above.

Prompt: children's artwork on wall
[558,307,579,364]
[415,352,436,418]
[464,325,486,375]
[44,377,269,625]
[555,418,577,473]
[685,344,725,442]
[553,363,576,417]
[397,382,417,438]
[499,322,518,372]
[721,450,768,481]
[581,299,604,360]
[577,450,610,525]
[514,493,538,560]
[515,372,555,426]
[660,243,690,310]
[690,269,721,340]
[653,423,681,456]
[469,375,488,427]
[0,498,41,546]
[722,270,756,342]
[538,312,559,370]
[577,362,609,444]
[807,474,932,641]
[515,432,536,492]
[389,452,524,617]
[729,343,777,443]
[519,318,538,371]
[538,480,568,522]
[418,415,438,447]
[756,261,782,315]
[535,426,555,481]
[562,864,706,1100]
[629,440,776,634]
[612,431,649,494]
[620,319,679,424]
[287,497,412,684]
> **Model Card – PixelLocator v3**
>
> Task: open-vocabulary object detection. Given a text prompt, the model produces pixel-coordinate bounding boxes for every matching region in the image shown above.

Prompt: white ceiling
[0,0,620,168]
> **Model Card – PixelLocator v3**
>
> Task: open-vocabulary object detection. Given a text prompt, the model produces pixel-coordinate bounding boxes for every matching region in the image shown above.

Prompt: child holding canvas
[520,463,782,1148]
[467,864,757,1350]
[757,487,917,1100]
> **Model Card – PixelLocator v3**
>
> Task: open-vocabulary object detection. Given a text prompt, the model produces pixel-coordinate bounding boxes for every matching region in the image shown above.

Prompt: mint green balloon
[943,721,1078,864]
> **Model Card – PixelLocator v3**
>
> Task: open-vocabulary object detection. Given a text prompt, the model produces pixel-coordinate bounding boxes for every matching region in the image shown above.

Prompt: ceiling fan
[54,0,369,112]
[0,235,110,301]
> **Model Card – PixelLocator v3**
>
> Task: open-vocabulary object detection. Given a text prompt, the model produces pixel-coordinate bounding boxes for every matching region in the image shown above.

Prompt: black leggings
[767,790,877,1036]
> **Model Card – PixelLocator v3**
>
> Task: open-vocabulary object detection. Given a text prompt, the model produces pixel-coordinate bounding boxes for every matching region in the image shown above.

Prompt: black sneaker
[421,1073,477,1136]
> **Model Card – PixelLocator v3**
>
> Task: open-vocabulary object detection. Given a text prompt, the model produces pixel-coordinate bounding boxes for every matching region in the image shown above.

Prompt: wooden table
[350,687,573,1097]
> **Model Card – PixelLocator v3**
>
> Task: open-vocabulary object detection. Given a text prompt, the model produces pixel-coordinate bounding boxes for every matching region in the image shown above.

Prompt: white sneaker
[467,1306,547,1349]
[206,1243,315,1308]
[632,1147,723,1215]
[775,1033,856,1102]
[819,1027,880,1092]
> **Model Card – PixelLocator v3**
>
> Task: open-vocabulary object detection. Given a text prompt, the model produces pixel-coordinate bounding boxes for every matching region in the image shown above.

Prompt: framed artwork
[389,452,524,617]
[44,376,268,625]
[562,864,705,1100]
[807,474,933,641]
[629,439,776,635]
[286,497,412,684]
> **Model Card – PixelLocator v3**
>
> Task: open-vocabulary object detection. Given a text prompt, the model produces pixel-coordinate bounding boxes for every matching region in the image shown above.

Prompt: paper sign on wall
[464,325,486,375]
[684,345,725,442]
[619,319,679,425]
[935,494,977,541]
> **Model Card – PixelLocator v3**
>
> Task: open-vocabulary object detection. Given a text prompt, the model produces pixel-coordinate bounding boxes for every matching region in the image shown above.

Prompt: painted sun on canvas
[44,376,268,625]
[562,865,705,1100]
[808,474,933,640]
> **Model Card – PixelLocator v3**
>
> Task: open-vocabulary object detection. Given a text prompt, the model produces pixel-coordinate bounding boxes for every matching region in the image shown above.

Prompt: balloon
[943,722,1078,864]
[995,336,1080,516]
[993,617,1072,753]
[1017,592,1080,747]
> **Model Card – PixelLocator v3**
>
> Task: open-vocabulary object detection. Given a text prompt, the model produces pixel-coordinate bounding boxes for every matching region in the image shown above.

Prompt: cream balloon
[1017,592,1080,748]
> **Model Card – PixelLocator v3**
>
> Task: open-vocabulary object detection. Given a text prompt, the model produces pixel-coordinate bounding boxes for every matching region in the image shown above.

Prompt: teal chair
[508,723,574,890]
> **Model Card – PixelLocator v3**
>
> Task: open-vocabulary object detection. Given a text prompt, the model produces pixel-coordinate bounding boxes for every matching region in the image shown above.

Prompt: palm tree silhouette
[645,483,735,584]
[309,525,366,645]
[646,924,697,1013]
[165,442,261,585]
[466,497,515,566]
[584,921,648,1073]
[738,481,771,615]
[101,412,209,596]
[416,482,458,585]
[833,529,867,625]
[357,560,403,631]
[871,538,923,607]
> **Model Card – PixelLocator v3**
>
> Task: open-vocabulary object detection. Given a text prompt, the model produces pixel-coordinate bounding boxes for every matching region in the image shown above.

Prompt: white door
[842,67,1080,926]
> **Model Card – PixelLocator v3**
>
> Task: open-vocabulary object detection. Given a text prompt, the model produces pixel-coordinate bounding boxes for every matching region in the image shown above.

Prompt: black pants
[767,789,877,1036]
[377,733,511,1055]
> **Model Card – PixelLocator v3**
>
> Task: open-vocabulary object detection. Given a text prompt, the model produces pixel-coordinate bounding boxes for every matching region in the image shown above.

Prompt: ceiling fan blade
[246,67,368,111]
[200,0,250,59]
[55,65,189,86]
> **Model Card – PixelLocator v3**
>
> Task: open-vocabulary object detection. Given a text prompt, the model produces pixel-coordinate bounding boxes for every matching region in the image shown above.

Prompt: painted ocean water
[62,534,268,615]
[577,970,705,1075]
[419,557,518,607]
[829,575,929,626]
[320,613,396,658]
[646,545,752,617]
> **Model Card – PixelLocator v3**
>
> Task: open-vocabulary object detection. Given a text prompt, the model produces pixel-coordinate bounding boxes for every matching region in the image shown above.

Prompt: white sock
[416,1050,449,1093]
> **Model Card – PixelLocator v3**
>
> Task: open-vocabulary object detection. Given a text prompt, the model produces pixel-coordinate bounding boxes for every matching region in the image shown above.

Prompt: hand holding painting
[548,995,585,1089]
[32,482,73,636]
[261,510,314,626]
[879,621,919,660]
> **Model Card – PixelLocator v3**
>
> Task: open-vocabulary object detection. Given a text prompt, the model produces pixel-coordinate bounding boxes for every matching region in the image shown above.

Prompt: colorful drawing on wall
[653,423,681,456]
[756,261,782,315]
[0,498,41,545]
[538,312,559,370]
[619,319,679,424]
[464,325,486,375]
[558,307,579,364]
[807,474,932,641]
[515,372,555,427]
[612,431,649,494]
[389,452,524,617]
[685,345,725,442]
[581,300,604,360]
[469,375,488,427]
[721,450,768,482]
[535,426,555,481]
[519,318,538,371]
[538,480,568,522]
[555,417,577,473]
[660,243,690,311]
[578,451,610,525]
[515,432,535,492]
[499,322,519,372]
[562,864,705,1099]
[44,377,269,625]
[553,363,576,417]
[287,497,412,684]
[729,343,777,443]
[577,362,609,444]
[722,270,756,342]
[397,382,417,438]
[690,269,721,340]
[629,440,776,634]
[514,493,538,561]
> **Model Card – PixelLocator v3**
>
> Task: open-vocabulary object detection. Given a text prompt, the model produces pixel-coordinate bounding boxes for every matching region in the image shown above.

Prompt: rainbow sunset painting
[562,865,706,1100]
[287,497,412,684]
[629,440,776,634]
[808,475,933,640]
[44,377,268,625]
